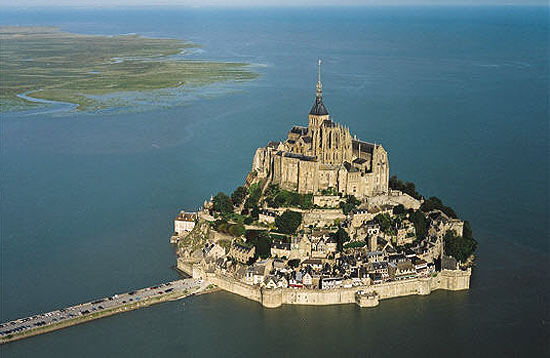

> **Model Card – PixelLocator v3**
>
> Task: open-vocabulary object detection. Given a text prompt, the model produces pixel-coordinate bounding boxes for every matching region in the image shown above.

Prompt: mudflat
[0,26,257,111]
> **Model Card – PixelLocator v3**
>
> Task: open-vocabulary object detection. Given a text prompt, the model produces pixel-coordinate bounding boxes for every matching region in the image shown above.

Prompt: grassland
[0,26,258,111]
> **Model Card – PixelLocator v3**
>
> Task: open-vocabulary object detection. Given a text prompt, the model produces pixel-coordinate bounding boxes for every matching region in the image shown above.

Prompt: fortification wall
[439,269,471,290]
[282,287,357,305]
[207,273,262,304]
[193,267,471,308]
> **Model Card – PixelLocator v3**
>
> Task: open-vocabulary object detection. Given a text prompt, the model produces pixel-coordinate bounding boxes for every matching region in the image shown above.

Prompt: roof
[290,126,308,135]
[310,97,329,116]
[343,162,359,173]
[352,140,374,154]
[276,151,316,162]
[175,211,197,222]
[352,157,368,165]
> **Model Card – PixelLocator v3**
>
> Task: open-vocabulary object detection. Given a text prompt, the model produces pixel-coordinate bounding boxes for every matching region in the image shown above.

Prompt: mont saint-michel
[173,62,477,308]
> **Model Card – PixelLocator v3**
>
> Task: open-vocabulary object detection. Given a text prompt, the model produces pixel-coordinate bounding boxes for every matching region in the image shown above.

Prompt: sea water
[1,6,548,357]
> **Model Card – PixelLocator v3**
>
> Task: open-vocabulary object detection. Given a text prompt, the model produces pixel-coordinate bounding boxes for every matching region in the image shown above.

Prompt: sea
[1,6,548,357]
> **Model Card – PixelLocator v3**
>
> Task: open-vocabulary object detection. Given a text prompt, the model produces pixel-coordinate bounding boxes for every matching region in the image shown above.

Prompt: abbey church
[251,61,389,199]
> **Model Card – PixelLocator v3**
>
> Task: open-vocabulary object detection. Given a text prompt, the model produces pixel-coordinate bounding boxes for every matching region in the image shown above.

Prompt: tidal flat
[0,26,258,111]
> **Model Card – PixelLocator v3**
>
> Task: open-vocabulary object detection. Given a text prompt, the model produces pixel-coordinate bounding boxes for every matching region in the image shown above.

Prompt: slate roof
[291,126,308,135]
[352,140,374,154]
[310,97,329,116]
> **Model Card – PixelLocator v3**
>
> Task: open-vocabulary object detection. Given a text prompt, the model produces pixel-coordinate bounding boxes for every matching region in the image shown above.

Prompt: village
[172,181,474,299]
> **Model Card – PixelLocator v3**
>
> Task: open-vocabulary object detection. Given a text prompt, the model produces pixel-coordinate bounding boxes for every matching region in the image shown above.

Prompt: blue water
[1,6,549,357]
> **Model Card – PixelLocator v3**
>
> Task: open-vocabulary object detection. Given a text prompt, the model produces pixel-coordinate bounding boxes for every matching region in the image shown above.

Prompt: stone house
[229,241,256,264]
[271,240,291,259]
[258,209,277,225]
[320,276,343,290]
[302,272,313,286]
[388,261,417,281]
[174,211,197,236]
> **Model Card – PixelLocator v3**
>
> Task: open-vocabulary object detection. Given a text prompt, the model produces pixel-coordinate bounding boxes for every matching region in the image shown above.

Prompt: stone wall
[200,268,472,309]
[302,209,346,227]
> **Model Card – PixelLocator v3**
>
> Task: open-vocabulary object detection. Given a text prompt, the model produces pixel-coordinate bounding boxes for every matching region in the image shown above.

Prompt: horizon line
[1,3,548,9]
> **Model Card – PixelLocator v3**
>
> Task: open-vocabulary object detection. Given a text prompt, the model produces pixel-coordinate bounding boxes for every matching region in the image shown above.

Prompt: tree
[421,196,458,219]
[389,176,422,200]
[393,204,406,216]
[374,213,393,234]
[228,223,245,237]
[409,210,427,240]
[444,228,477,263]
[331,228,351,252]
[245,183,262,209]
[231,186,248,206]
[275,210,302,234]
[254,231,272,259]
[339,195,361,215]
[213,192,233,214]
[288,259,300,268]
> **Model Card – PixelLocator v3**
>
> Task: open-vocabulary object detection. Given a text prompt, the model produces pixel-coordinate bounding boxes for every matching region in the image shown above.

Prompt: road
[1,278,206,341]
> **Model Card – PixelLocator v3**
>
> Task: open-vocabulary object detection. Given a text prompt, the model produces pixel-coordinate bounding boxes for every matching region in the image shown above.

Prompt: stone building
[251,61,389,199]
[229,241,256,264]
[174,211,197,236]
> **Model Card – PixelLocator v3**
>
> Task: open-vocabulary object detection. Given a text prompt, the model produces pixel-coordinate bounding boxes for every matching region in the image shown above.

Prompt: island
[0,26,258,111]
[172,61,477,308]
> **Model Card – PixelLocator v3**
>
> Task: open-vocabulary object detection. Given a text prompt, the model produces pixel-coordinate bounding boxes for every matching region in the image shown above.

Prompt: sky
[0,0,546,7]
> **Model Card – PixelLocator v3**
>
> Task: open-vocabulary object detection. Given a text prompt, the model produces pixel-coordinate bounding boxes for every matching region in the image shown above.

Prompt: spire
[310,59,329,116]
[316,59,322,98]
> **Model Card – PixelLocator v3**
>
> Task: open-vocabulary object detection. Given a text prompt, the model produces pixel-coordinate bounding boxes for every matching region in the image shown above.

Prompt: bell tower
[308,59,329,129]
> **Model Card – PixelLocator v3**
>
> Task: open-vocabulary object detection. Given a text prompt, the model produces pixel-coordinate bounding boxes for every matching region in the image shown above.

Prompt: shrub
[343,241,366,249]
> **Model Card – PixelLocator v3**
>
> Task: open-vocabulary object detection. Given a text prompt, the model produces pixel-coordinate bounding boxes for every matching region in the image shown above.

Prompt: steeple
[310,59,329,116]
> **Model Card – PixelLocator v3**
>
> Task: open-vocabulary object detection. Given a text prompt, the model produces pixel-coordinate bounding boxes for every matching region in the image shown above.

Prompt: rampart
[179,260,472,308]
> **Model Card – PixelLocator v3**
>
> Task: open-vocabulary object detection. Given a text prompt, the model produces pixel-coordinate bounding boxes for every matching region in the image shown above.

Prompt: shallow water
[1,6,549,357]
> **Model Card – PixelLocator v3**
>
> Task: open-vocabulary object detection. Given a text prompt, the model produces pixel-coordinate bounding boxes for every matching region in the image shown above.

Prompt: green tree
[228,223,245,237]
[421,196,458,219]
[389,176,422,200]
[331,228,351,252]
[288,259,300,268]
[374,213,393,233]
[393,204,406,216]
[245,230,272,259]
[275,210,303,234]
[231,186,248,206]
[444,228,477,263]
[254,231,272,259]
[245,183,262,209]
[339,195,361,215]
[213,192,233,214]
[409,210,427,240]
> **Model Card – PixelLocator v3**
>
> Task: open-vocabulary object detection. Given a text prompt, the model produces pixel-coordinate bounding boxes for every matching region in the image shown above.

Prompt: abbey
[251,61,389,199]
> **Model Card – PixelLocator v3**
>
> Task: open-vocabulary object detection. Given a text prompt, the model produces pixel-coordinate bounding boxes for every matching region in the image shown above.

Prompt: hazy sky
[1,0,546,7]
